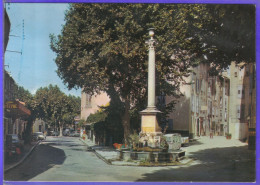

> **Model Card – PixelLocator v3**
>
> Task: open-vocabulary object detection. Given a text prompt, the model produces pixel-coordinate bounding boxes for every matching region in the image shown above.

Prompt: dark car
[51,131,60,136]
[5,134,24,156]
[6,134,23,147]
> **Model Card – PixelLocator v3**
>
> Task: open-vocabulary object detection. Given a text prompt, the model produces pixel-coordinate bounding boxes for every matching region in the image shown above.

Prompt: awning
[4,100,31,119]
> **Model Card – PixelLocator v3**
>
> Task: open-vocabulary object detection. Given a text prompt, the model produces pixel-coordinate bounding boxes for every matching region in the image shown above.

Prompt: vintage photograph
[3,2,256,183]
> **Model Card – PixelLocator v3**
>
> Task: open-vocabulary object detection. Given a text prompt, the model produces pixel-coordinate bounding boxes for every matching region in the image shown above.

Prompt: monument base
[139,132,163,148]
[140,108,162,148]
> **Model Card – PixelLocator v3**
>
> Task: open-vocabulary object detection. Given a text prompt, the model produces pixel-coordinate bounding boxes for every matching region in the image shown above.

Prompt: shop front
[4,100,31,141]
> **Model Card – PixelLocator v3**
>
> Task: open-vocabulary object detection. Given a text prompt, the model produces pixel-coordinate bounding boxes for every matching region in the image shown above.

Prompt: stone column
[147,37,156,109]
[140,29,162,148]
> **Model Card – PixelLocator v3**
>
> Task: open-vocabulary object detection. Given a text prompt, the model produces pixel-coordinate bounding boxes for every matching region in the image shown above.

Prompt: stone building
[4,10,31,141]
[80,91,110,121]
[80,91,110,143]
[165,63,229,138]
[165,61,255,142]
[33,119,47,133]
[228,62,247,140]
[228,62,256,141]
[4,70,31,141]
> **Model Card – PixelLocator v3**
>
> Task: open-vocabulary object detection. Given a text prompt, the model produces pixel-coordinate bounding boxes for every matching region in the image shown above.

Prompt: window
[234,72,237,77]
[237,85,243,98]
[85,94,92,108]
[237,105,241,118]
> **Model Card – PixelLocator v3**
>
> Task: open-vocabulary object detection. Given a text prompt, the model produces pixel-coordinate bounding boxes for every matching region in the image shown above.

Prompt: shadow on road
[43,140,74,146]
[67,144,86,147]
[4,144,66,181]
[183,139,203,147]
[135,146,255,182]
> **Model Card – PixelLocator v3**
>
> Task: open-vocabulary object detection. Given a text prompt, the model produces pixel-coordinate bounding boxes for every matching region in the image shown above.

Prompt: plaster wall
[81,91,110,121]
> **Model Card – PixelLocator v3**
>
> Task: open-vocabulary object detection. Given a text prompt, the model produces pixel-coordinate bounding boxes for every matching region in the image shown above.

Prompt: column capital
[145,38,157,50]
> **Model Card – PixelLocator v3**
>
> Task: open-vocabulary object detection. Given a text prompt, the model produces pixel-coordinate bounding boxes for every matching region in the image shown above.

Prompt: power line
[6,50,22,54]
[18,19,25,82]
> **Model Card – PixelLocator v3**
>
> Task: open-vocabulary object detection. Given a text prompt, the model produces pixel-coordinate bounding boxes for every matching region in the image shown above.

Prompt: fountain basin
[118,150,185,162]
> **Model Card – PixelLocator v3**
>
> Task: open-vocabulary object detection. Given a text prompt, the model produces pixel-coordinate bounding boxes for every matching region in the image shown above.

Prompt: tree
[190,4,255,74]
[34,85,80,136]
[63,95,81,127]
[14,86,33,103]
[50,4,255,142]
[12,84,80,142]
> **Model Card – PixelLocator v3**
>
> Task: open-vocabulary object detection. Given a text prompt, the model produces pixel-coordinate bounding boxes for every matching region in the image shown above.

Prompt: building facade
[166,62,255,142]
[4,71,31,141]
[32,119,47,133]
[80,91,110,121]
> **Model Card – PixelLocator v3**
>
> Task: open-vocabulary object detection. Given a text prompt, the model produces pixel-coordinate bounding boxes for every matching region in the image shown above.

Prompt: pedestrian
[210,130,213,139]
[44,131,47,139]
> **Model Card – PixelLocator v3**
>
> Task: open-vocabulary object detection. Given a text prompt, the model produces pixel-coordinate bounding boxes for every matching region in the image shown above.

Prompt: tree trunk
[24,116,34,144]
[122,97,131,144]
[59,121,63,137]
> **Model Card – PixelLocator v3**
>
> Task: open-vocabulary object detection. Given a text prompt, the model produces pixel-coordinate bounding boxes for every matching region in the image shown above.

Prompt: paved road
[4,136,255,182]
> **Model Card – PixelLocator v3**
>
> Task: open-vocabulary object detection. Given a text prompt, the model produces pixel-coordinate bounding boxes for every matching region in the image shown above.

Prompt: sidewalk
[80,138,121,164]
[4,141,40,172]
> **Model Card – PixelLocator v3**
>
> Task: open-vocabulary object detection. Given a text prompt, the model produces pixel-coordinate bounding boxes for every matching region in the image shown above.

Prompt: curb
[4,141,41,173]
[79,138,112,165]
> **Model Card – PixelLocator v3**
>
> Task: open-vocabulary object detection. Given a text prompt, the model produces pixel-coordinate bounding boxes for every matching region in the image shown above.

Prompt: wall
[81,91,110,121]
[33,119,46,133]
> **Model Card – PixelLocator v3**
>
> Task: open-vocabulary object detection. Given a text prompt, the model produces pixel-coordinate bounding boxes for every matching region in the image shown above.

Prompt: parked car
[6,134,23,147]
[33,132,45,141]
[63,128,70,136]
[51,131,60,136]
[5,134,24,156]
[48,130,54,136]
[69,131,80,137]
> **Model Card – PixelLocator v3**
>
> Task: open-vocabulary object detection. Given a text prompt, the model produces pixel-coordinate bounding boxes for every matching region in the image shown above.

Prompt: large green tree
[50,4,255,142]
[191,4,255,74]
[34,85,80,136]
[12,84,80,142]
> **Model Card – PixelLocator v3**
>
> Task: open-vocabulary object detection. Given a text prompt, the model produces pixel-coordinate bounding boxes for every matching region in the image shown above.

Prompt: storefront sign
[4,100,31,116]
[4,101,18,109]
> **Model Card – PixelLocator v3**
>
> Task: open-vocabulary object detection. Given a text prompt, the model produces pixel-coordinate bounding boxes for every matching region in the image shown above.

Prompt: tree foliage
[11,84,81,142]
[50,4,255,141]
[34,85,80,129]
[14,86,33,104]
[194,4,255,74]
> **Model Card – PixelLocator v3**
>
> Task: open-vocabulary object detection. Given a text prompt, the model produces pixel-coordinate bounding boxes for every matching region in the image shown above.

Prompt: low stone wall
[118,150,185,162]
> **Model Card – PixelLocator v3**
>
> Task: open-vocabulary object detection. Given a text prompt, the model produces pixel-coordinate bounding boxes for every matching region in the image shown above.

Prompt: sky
[4,3,82,97]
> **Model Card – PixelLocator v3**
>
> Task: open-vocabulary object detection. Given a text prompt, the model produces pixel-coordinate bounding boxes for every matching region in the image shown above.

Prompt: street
[4,136,255,182]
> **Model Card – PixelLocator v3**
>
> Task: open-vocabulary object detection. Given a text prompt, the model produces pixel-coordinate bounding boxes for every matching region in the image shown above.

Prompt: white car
[33,132,45,141]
